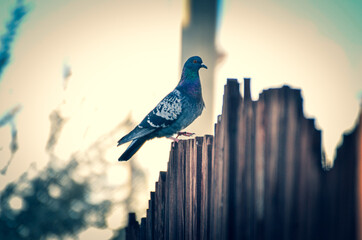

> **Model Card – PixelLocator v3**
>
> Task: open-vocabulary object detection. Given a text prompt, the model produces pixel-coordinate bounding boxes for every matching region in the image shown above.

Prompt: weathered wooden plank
[146,208,151,240]
[297,117,309,240]
[358,112,362,240]
[185,139,194,240]
[176,140,186,240]
[294,116,322,240]
[164,151,172,239]
[254,92,266,240]
[222,78,241,240]
[246,95,257,239]
[195,136,204,240]
[155,172,166,240]
[243,77,251,102]
[167,143,177,240]
[263,88,283,240]
[125,213,139,240]
[140,217,146,240]
[307,119,323,240]
[282,88,303,240]
[210,116,223,240]
[200,135,213,240]
[247,100,257,240]
[146,192,155,240]
[275,87,289,240]
[191,138,200,239]
[207,135,214,240]
[235,78,256,240]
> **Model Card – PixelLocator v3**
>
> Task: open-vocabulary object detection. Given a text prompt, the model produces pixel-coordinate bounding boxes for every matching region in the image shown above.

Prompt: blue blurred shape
[0,104,22,174]
[0,0,28,81]
[0,104,22,127]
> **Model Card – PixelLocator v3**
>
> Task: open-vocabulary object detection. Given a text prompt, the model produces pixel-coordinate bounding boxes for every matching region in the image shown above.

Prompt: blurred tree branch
[0,0,29,174]
[0,0,28,80]
[0,104,22,175]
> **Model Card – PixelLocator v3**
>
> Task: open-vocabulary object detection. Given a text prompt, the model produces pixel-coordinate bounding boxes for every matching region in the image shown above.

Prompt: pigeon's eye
[193,60,197,63]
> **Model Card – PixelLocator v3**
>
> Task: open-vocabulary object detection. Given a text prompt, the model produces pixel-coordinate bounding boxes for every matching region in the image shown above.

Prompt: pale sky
[0,0,361,235]
[215,0,362,162]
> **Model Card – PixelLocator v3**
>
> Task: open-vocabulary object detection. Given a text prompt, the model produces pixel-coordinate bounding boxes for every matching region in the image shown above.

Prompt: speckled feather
[117,56,207,161]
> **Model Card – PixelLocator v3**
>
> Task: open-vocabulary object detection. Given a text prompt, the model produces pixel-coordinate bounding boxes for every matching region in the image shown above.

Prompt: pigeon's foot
[167,132,194,142]
[167,137,180,143]
[176,131,195,138]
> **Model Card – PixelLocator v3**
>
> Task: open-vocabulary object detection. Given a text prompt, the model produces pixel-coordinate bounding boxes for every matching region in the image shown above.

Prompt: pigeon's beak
[201,63,208,69]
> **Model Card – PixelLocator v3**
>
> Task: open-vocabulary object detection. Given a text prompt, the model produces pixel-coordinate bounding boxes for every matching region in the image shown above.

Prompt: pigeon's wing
[117,127,156,146]
[139,89,183,129]
[117,89,183,146]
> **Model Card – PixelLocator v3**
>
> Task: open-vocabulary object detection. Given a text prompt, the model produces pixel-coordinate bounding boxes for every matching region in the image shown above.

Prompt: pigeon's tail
[118,137,147,161]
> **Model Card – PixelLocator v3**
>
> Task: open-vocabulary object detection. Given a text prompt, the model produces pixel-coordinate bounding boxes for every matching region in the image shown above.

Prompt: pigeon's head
[184,56,207,71]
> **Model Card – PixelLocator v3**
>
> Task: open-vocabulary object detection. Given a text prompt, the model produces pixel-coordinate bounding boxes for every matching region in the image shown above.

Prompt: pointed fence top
[243,78,251,102]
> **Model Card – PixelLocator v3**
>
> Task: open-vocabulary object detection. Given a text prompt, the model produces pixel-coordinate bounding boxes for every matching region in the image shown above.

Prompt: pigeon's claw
[176,131,195,138]
[167,132,194,143]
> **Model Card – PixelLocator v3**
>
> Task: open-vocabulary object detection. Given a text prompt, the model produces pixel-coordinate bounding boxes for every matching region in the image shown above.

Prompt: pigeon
[117,56,207,161]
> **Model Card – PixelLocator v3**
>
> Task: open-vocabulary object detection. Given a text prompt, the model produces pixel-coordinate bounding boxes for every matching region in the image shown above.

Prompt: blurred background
[0,0,361,239]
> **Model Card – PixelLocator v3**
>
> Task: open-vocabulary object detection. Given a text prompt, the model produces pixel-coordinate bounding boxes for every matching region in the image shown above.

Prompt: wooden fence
[125,78,362,240]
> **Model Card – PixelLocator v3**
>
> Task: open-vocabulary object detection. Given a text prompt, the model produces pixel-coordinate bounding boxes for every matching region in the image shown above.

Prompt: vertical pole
[181,0,221,136]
